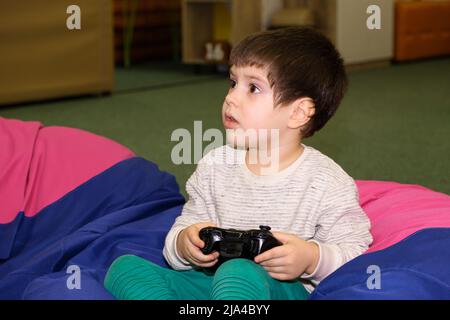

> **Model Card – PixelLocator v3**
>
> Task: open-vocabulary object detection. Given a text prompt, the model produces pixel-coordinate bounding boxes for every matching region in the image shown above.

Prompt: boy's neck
[245,141,304,176]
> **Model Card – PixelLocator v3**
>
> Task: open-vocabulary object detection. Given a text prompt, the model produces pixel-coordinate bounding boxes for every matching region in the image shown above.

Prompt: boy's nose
[225,92,239,109]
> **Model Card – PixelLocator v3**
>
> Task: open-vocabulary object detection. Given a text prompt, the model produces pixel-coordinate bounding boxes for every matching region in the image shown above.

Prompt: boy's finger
[271,231,292,244]
[254,246,284,263]
[187,251,207,265]
[268,272,291,281]
[259,257,285,268]
[188,232,204,248]
[184,243,202,264]
[197,259,218,268]
[184,250,198,265]
[191,248,217,262]
[261,265,286,274]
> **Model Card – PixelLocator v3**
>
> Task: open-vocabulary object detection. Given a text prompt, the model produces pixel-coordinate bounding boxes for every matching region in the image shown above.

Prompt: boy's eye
[249,84,261,94]
[229,79,237,89]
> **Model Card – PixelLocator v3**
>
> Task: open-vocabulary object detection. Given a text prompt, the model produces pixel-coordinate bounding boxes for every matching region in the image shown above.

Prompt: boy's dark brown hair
[229,27,348,138]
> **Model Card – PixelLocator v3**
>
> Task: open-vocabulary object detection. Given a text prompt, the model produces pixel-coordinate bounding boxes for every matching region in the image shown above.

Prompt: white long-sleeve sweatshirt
[163,144,373,292]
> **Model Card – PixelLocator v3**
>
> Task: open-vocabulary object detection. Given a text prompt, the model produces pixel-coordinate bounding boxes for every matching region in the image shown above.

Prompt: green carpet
[1,58,449,197]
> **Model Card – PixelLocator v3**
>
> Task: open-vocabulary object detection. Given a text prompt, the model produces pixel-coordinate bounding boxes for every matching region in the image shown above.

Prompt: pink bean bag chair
[0,117,134,224]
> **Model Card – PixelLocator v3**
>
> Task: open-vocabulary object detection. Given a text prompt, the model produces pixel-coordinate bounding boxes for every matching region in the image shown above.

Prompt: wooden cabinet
[0,0,114,105]
[181,0,283,64]
[113,0,181,64]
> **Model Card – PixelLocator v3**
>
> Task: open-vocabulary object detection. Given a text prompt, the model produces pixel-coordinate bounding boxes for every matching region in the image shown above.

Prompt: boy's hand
[254,232,319,281]
[177,222,220,268]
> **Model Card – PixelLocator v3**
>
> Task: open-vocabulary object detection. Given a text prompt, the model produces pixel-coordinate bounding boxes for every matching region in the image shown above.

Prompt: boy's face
[222,65,292,149]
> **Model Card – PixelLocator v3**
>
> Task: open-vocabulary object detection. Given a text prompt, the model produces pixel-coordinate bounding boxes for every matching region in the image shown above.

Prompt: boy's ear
[287,98,315,129]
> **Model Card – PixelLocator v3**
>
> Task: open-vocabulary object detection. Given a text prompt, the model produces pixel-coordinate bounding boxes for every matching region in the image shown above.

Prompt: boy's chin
[226,137,247,150]
[225,129,276,151]
[225,129,249,150]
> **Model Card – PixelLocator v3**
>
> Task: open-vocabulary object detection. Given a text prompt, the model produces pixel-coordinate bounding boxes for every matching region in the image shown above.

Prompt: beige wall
[336,0,394,64]
[312,0,394,64]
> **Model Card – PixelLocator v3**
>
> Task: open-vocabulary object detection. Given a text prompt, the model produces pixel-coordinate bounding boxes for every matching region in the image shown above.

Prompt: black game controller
[199,225,282,268]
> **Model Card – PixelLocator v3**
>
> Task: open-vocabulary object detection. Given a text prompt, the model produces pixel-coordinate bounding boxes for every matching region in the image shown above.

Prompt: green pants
[104,255,309,300]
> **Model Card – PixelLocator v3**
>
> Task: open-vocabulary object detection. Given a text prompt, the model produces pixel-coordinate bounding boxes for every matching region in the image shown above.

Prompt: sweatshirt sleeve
[163,157,217,270]
[301,180,373,283]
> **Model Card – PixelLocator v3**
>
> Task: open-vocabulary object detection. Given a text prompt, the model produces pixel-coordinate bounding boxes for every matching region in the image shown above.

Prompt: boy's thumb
[272,231,291,244]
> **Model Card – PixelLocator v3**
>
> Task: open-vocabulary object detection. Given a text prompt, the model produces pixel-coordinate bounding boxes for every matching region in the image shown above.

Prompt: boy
[104,27,372,300]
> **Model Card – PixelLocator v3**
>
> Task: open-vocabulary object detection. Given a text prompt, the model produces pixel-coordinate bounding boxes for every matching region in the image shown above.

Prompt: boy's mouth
[224,114,239,129]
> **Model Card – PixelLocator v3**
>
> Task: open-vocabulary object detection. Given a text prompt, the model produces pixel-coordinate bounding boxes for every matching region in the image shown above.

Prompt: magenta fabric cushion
[356,180,450,253]
[0,117,134,224]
